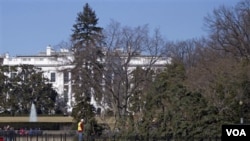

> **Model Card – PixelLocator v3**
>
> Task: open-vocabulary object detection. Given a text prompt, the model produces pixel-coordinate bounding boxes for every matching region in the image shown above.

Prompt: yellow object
[78,121,83,131]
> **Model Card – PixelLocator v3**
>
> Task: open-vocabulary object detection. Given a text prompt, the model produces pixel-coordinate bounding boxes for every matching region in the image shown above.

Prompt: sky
[0,0,238,56]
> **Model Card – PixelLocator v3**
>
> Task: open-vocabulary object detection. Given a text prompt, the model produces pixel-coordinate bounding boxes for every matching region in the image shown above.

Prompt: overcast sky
[0,0,238,56]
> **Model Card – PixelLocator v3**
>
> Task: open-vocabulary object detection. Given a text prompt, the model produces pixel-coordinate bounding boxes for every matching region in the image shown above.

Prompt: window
[22,58,31,61]
[63,72,69,83]
[50,72,56,82]
[10,72,17,79]
[64,85,69,103]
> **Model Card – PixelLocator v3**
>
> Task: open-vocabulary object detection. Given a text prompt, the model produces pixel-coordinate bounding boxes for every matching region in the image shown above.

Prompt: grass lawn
[0,116,74,122]
[0,116,115,123]
[0,116,116,129]
[0,116,119,133]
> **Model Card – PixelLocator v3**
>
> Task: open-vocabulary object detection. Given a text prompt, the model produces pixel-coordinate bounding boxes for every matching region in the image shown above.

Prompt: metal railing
[0,130,222,141]
[0,135,222,141]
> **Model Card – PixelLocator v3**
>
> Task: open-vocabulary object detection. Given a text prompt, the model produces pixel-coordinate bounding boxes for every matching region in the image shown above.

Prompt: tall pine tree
[71,3,104,122]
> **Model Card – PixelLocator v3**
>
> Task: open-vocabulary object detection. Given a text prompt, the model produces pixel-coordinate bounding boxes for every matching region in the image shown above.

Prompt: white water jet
[29,103,37,122]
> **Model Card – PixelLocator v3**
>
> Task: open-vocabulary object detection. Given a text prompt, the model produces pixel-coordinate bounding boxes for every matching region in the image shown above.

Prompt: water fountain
[29,102,37,122]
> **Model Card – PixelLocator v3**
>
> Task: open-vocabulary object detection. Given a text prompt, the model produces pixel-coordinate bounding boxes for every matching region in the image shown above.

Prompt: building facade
[1,46,170,113]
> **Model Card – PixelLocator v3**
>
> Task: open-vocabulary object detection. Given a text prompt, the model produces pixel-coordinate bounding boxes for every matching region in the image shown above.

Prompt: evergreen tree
[71,3,104,122]
[0,65,58,115]
[139,61,220,138]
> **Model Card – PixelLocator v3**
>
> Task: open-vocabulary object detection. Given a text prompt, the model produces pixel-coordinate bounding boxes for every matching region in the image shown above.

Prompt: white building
[1,46,170,112]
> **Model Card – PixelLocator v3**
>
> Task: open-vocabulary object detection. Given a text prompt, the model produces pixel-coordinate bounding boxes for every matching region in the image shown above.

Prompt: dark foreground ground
[0,130,221,141]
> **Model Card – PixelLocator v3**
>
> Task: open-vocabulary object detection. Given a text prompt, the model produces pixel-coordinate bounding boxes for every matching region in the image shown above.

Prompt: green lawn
[0,116,74,122]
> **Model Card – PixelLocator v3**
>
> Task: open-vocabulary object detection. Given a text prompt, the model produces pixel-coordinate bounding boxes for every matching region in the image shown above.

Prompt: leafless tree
[165,39,207,69]
[204,0,250,61]
[99,21,167,127]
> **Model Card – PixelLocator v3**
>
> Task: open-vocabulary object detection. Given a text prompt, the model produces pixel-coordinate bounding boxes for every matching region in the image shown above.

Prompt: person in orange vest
[78,119,84,141]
